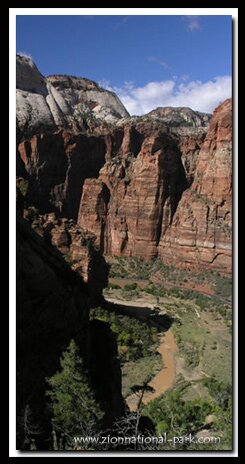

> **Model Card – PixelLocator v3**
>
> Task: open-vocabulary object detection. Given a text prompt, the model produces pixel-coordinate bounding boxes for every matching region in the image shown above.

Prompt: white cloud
[183,15,202,32]
[104,76,231,115]
[148,56,171,70]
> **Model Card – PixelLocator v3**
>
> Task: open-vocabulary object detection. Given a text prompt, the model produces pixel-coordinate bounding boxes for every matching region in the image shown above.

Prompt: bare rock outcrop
[16,54,129,135]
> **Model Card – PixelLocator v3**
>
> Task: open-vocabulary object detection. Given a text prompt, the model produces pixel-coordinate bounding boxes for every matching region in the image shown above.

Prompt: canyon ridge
[16,54,232,276]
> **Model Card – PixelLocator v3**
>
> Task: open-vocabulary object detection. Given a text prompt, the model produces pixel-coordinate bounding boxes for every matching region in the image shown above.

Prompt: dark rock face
[22,206,109,304]
[17,213,123,449]
[17,131,107,219]
[17,214,89,447]
[89,319,125,425]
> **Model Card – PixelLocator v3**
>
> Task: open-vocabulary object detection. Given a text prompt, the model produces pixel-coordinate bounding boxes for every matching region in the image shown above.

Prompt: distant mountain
[16,54,129,134]
[147,106,211,127]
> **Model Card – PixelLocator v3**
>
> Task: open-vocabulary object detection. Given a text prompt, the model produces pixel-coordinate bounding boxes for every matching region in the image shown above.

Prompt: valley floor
[96,257,232,450]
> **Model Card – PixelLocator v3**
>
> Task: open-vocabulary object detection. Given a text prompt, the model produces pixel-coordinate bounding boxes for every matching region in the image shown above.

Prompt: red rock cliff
[77,101,232,274]
[17,130,107,220]
[78,122,203,259]
[16,56,232,274]
[158,99,232,274]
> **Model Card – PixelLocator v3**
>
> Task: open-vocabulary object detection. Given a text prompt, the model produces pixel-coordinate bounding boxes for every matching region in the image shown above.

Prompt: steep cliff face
[158,99,232,274]
[105,130,187,258]
[17,130,107,219]
[78,179,110,253]
[78,101,232,273]
[16,55,232,275]
[78,121,205,260]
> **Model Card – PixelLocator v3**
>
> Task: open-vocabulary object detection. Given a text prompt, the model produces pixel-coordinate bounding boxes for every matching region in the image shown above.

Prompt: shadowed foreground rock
[16,213,123,449]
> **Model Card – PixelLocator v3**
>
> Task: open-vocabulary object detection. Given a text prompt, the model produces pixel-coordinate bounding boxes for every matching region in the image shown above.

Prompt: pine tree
[46,339,103,443]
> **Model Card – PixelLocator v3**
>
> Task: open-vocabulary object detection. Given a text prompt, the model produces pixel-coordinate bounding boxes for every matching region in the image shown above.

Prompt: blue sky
[16,15,232,115]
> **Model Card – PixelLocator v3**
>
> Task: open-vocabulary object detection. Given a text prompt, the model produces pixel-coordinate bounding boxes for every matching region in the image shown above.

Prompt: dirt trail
[126,331,178,411]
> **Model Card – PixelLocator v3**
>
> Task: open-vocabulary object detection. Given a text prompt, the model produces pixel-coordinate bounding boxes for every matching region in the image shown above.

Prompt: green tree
[46,340,103,443]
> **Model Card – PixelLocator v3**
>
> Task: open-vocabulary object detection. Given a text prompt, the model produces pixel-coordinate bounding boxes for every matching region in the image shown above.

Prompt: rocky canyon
[16,53,232,450]
[17,54,232,275]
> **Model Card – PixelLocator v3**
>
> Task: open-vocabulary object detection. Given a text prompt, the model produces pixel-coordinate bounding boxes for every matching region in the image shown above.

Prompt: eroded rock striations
[17,130,107,219]
[77,102,231,273]
[77,119,210,261]
[158,99,232,274]
[16,54,232,278]
[79,128,187,259]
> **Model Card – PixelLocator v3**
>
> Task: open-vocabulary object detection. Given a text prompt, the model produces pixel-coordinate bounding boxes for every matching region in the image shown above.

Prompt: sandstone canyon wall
[77,102,232,273]
[158,99,232,274]
[16,55,232,274]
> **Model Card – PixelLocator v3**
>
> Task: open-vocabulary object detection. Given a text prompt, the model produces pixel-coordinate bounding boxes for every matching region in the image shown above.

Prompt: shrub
[18,178,29,197]
[108,283,121,290]
[124,282,138,291]
[203,377,231,408]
